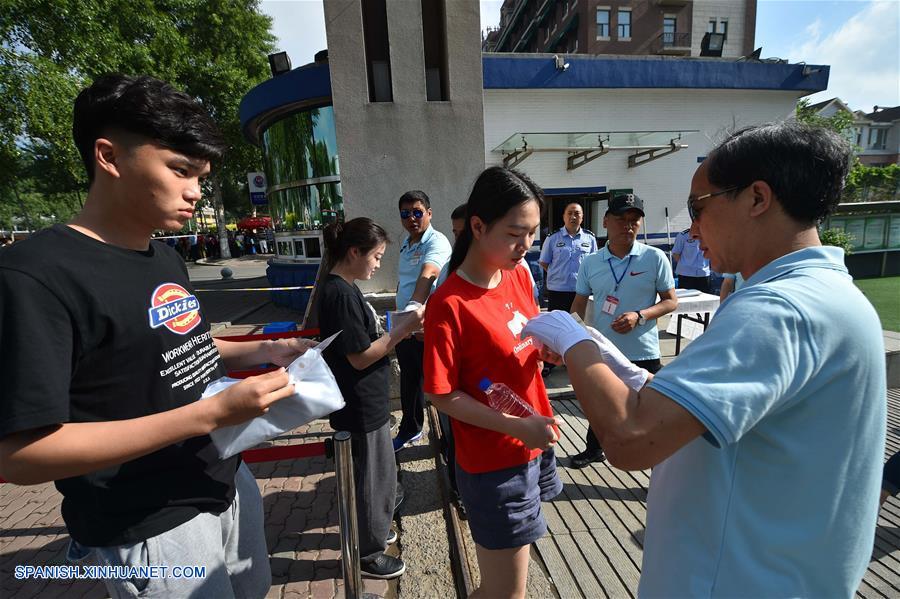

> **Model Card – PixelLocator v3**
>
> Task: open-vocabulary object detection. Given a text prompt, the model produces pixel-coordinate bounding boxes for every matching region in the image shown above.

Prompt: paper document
[206,331,345,459]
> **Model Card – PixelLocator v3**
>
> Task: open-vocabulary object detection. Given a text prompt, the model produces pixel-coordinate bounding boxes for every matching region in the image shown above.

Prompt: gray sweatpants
[67,462,271,599]
[351,421,397,564]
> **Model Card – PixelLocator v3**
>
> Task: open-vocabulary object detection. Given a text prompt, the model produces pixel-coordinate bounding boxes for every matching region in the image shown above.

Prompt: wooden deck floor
[537,389,900,598]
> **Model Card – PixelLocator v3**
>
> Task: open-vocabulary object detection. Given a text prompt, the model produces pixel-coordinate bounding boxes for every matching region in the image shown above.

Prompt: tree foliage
[843,163,900,203]
[0,0,275,235]
[795,98,898,203]
[819,227,854,255]
[795,98,857,139]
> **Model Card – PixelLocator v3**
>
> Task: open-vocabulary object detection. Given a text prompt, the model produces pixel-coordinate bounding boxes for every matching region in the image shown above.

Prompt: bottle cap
[478,378,492,392]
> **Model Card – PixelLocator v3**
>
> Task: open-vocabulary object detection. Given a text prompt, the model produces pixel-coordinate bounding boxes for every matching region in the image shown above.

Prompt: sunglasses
[400,208,425,220]
[687,186,745,222]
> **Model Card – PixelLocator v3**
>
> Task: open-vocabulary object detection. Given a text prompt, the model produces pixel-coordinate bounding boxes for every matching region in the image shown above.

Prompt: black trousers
[547,289,577,313]
[396,337,425,437]
[584,358,663,454]
[885,451,900,495]
[438,411,459,496]
[678,275,710,294]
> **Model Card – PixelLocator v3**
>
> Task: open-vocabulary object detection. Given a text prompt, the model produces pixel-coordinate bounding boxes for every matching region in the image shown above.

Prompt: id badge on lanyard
[601,295,619,315]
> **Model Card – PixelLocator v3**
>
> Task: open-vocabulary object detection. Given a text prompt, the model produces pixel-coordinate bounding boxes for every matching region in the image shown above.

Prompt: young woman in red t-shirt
[424,166,561,598]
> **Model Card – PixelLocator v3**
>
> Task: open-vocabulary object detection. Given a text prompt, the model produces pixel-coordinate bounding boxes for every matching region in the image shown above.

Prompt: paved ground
[188,254,273,282]
[0,416,393,599]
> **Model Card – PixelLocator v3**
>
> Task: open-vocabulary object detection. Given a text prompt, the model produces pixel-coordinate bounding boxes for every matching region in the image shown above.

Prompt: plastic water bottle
[480,378,535,418]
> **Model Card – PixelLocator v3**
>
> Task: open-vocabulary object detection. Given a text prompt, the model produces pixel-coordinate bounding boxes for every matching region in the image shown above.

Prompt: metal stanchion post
[333,431,363,598]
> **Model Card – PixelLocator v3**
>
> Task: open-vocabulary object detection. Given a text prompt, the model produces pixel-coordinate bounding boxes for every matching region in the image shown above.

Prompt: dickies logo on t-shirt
[148,283,202,335]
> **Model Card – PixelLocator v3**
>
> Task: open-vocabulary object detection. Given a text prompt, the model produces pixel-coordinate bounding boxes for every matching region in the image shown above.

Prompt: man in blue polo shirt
[569,193,677,467]
[523,122,885,597]
[672,228,710,292]
[394,190,452,451]
[539,202,596,310]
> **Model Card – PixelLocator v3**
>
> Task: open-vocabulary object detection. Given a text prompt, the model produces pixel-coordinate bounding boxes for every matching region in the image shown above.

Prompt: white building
[482,54,829,247]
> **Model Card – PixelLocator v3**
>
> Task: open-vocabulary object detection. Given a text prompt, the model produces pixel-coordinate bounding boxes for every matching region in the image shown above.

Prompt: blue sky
[261,0,899,112]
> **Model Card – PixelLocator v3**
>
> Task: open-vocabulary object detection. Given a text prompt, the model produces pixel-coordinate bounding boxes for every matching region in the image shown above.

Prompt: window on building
[663,16,676,45]
[617,9,631,39]
[362,0,392,102]
[708,19,716,33]
[596,8,610,38]
[872,128,887,150]
[719,19,728,40]
[421,0,448,101]
[856,128,863,146]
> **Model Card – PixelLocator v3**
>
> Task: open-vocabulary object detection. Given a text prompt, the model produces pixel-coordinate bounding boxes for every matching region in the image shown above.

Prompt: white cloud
[788,1,900,111]
[804,17,822,38]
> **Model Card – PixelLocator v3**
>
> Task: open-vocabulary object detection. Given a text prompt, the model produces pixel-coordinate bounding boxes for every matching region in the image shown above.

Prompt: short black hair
[706,121,852,225]
[398,190,430,210]
[73,74,228,183]
[450,204,467,220]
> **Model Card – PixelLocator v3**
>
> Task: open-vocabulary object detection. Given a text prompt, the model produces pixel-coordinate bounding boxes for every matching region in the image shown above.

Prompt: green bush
[820,228,854,255]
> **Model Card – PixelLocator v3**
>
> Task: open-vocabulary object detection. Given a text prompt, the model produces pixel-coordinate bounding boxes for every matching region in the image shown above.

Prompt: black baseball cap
[608,193,645,216]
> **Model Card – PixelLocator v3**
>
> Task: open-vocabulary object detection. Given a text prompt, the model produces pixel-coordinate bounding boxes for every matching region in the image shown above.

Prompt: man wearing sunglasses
[394,190,452,451]
[522,121,885,597]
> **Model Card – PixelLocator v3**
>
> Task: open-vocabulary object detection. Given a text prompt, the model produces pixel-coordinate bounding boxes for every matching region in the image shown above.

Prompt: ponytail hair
[448,166,544,273]
[323,217,390,270]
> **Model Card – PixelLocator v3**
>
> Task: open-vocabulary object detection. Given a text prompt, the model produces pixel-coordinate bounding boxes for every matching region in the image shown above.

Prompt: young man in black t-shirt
[0,75,315,598]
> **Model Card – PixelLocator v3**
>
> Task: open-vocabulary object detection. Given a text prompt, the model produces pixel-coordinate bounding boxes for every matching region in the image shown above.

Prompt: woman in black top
[318,218,423,579]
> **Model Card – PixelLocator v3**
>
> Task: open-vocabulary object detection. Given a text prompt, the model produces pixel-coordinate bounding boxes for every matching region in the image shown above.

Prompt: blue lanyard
[607,254,634,292]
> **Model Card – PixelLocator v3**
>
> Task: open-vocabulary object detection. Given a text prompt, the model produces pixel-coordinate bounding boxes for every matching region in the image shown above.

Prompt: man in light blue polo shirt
[672,228,710,292]
[523,122,885,597]
[718,271,744,301]
[539,202,596,376]
[394,190,452,451]
[569,193,677,467]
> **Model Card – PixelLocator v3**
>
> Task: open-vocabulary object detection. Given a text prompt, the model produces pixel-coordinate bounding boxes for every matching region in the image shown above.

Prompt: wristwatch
[636,311,646,326]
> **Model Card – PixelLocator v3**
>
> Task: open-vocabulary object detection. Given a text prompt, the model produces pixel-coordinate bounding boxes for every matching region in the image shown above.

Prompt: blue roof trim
[482,55,829,92]
[239,63,332,136]
[543,186,607,195]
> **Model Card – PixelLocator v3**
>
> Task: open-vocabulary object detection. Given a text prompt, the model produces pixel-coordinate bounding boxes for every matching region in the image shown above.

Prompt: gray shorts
[456,448,562,550]
[67,462,271,599]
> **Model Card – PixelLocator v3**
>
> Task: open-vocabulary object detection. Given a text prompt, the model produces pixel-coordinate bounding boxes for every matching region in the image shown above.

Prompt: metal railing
[661,32,690,47]
[332,431,365,598]
[656,32,691,53]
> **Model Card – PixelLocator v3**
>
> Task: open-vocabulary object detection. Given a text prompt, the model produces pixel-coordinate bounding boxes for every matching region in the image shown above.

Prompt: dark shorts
[456,448,563,550]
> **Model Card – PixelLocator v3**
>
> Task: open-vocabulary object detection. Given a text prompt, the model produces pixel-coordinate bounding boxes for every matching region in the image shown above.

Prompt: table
[665,291,720,354]
[584,290,720,355]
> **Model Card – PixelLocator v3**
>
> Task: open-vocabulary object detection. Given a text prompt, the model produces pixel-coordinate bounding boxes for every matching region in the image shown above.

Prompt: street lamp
[700,32,725,57]
[268,51,292,77]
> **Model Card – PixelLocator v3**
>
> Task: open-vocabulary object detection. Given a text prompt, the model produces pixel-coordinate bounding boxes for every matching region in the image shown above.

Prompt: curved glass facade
[260,106,343,232]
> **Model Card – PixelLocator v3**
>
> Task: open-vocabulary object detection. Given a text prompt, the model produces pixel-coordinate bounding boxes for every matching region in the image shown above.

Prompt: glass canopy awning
[491,130,698,170]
